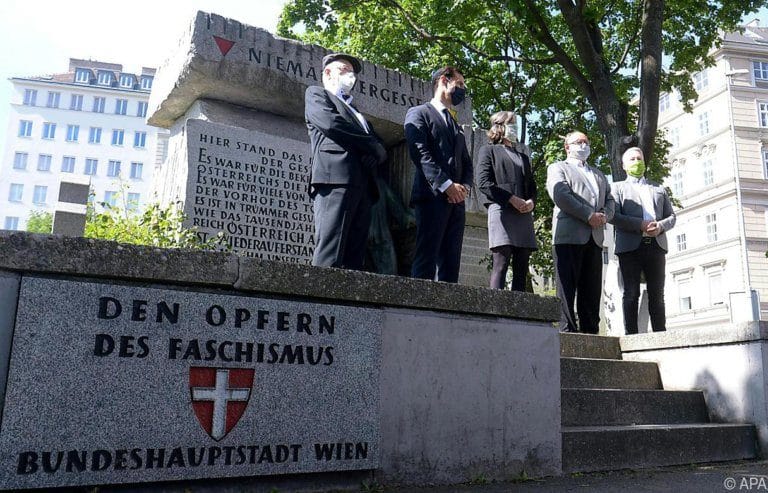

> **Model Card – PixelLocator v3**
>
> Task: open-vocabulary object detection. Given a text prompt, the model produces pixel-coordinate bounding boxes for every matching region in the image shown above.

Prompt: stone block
[52,204,87,236]
[57,175,91,204]
[0,271,19,417]
[147,11,471,145]
[0,277,382,489]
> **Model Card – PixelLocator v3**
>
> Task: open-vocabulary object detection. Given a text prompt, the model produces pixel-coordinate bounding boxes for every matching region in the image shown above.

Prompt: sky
[0,1,766,154]
[0,0,292,152]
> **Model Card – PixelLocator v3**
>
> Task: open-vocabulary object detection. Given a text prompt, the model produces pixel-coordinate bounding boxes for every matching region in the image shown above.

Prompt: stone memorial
[0,276,381,489]
[148,11,489,282]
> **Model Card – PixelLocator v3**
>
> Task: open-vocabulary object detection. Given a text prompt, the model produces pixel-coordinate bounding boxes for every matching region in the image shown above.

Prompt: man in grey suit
[610,147,676,334]
[546,131,614,333]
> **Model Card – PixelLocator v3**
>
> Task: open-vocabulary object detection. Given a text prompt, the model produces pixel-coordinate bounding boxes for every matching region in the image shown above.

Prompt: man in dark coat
[404,66,473,283]
[304,53,387,269]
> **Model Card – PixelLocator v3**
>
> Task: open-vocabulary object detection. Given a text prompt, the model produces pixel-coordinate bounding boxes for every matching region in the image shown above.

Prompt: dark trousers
[490,245,531,291]
[553,239,603,333]
[312,184,371,270]
[411,199,465,283]
[618,240,667,334]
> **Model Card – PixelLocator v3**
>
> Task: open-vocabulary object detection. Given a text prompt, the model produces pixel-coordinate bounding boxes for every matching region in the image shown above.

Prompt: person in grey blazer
[610,147,676,334]
[476,111,537,291]
[546,131,614,333]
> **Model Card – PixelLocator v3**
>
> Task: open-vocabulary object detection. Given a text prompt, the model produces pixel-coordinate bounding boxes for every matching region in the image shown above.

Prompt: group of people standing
[303,53,676,335]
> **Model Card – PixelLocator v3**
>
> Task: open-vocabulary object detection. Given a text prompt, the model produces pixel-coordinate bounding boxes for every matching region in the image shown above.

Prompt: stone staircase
[560,333,758,472]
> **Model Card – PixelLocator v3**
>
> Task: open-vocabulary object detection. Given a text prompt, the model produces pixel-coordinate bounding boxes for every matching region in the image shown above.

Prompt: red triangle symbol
[213,36,235,57]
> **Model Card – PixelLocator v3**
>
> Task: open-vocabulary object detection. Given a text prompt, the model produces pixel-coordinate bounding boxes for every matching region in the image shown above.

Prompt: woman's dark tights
[490,245,531,291]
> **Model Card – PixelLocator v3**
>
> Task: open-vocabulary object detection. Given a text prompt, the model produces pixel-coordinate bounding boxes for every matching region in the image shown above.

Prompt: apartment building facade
[656,22,768,329]
[0,58,168,231]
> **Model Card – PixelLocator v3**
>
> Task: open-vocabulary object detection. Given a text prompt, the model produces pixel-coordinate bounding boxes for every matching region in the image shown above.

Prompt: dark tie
[443,109,459,135]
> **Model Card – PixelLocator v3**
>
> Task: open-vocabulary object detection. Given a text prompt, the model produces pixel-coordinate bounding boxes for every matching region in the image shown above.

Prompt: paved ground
[391,460,768,493]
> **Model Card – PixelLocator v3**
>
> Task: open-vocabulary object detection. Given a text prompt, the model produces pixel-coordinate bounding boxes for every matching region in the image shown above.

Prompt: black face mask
[450,86,466,106]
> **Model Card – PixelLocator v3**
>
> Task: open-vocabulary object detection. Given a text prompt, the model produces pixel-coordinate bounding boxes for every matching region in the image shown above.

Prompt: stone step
[562,423,758,472]
[560,332,622,360]
[561,357,662,389]
[562,388,709,426]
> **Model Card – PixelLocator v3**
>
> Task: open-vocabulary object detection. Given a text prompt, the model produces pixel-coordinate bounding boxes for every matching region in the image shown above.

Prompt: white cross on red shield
[189,367,254,441]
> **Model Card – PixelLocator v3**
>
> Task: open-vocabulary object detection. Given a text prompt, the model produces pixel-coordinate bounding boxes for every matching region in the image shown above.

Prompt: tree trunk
[637,0,665,169]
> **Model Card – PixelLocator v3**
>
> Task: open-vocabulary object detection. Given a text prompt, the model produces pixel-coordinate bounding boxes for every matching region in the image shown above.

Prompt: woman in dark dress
[476,111,538,290]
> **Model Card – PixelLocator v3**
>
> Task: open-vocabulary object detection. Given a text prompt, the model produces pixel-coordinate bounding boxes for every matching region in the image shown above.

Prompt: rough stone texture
[560,358,662,390]
[560,333,621,360]
[562,424,757,473]
[0,233,559,322]
[235,257,560,322]
[0,232,239,286]
[0,271,19,418]
[621,323,768,458]
[561,389,709,426]
[0,277,381,489]
[57,176,90,204]
[379,308,561,483]
[52,209,86,236]
[147,11,471,145]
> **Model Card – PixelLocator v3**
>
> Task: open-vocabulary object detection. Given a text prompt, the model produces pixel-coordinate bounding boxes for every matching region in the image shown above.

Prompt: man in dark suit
[546,131,614,333]
[404,66,473,283]
[305,53,387,269]
[610,147,676,334]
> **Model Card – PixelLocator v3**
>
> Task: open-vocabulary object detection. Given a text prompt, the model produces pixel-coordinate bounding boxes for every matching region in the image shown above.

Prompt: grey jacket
[610,178,676,254]
[546,160,615,246]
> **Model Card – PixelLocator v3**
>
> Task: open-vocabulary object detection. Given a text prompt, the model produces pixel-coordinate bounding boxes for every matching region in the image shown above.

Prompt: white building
[0,58,169,231]
[653,21,768,329]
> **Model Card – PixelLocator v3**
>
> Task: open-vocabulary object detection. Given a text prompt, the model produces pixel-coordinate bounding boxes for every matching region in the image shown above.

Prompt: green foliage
[25,211,53,233]
[469,473,489,485]
[84,197,228,251]
[359,480,385,492]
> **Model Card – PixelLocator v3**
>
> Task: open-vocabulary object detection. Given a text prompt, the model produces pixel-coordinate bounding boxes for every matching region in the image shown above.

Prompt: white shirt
[337,90,369,133]
[626,176,656,233]
[429,99,465,193]
[566,157,599,207]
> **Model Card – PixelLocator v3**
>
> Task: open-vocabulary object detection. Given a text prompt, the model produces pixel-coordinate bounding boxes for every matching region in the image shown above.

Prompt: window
[668,127,680,148]
[119,74,133,88]
[75,69,90,83]
[659,93,670,112]
[141,76,153,90]
[88,127,102,144]
[61,156,76,173]
[134,131,147,148]
[760,102,768,127]
[32,185,47,205]
[137,101,148,117]
[698,112,710,136]
[8,184,23,202]
[764,149,768,179]
[130,162,143,179]
[37,154,52,172]
[85,158,99,176]
[13,152,28,170]
[18,120,32,137]
[111,129,124,146]
[127,193,140,211]
[702,159,713,186]
[70,94,83,111]
[23,89,37,106]
[706,213,718,242]
[107,160,121,177]
[97,71,112,85]
[676,233,687,252]
[92,96,105,113]
[115,99,127,115]
[678,279,692,311]
[46,91,60,108]
[85,158,98,176]
[754,61,768,81]
[3,217,19,231]
[42,122,56,140]
[708,271,724,305]
[672,170,684,197]
[66,124,79,142]
[693,70,708,91]
[104,191,118,207]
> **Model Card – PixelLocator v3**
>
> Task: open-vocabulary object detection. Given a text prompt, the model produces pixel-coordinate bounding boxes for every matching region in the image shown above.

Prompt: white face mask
[504,123,518,143]
[338,72,356,93]
[568,143,591,161]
